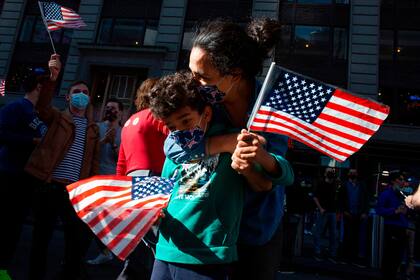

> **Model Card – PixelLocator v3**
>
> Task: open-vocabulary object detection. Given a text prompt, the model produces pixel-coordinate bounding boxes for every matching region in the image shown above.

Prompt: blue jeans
[313,212,337,257]
[151,259,231,280]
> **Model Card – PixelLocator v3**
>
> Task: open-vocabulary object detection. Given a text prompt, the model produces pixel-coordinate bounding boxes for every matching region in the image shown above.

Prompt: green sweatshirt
[156,149,246,264]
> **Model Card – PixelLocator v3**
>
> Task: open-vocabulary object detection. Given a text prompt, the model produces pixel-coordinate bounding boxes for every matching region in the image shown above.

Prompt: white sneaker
[86,252,114,265]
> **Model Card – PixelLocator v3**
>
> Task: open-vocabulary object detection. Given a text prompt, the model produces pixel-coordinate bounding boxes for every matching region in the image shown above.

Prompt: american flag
[248,63,390,162]
[67,175,175,260]
[0,79,5,96]
[38,1,86,31]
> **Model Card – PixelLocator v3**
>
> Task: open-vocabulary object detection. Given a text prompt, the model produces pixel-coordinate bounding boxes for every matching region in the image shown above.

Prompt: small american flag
[38,1,86,31]
[248,63,390,162]
[0,79,5,96]
[67,175,175,260]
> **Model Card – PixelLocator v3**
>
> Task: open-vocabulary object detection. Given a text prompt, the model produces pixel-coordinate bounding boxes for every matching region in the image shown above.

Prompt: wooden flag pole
[38,1,57,54]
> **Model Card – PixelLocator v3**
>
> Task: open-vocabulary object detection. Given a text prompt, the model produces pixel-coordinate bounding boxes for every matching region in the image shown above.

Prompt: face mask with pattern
[169,114,206,152]
[198,85,225,104]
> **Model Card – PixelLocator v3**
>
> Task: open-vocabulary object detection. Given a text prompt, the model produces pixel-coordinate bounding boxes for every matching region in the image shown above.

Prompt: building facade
[0,0,419,180]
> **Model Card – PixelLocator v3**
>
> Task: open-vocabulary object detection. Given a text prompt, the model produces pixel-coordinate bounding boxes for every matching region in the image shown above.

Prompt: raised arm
[36,54,61,125]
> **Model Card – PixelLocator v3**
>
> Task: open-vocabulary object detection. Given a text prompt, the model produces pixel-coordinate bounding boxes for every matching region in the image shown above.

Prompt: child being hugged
[148,71,245,280]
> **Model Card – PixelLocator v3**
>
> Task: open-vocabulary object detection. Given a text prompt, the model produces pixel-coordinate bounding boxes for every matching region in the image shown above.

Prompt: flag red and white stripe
[0,79,5,96]
[248,64,390,162]
[39,2,86,31]
[67,175,173,260]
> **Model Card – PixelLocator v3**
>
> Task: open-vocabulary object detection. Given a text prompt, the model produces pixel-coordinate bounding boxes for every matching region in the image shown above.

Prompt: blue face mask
[199,85,225,104]
[70,92,90,110]
[169,116,206,152]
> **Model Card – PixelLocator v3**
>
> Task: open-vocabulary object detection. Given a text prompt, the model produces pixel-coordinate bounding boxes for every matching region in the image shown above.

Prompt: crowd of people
[280,167,419,280]
[0,17,418,280]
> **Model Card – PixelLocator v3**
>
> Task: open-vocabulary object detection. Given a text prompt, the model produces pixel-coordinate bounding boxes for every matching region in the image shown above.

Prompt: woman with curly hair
[165,18,294,280]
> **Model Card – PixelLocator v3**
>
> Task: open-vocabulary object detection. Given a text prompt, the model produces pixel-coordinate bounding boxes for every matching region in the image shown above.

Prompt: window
[178,0,253,70]
[110,75,138,101]
[143,24,158,46]
[379,0,420,125]
[276,1,349,87]
[112,19,145,45]
[379,30,394,61]
[398,30,420,62]
[18,16,73,44]
[286,0,349,4]
[185,0,252,22]
[17,0,79,44]
[294,25,330,57]
[97,18,113,44]
[8,0,79,94]
[96,0,162,47]
[19,16,36,42]
[297,0,331,3]
[333,27,348,60]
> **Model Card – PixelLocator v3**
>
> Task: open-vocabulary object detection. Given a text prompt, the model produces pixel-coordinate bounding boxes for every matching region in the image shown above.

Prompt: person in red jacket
[116,78,169,177]
[116,78,169,280]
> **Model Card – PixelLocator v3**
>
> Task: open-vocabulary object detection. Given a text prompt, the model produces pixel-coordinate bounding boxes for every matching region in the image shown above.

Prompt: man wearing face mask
[25,54,100,280]
[376,172,409,280]
[312,167,340,263]
[0,73,50,280]
[97,98,123,175]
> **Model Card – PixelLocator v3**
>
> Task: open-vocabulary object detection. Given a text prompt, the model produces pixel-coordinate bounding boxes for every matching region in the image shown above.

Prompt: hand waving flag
[67,175,174,260]
[248,63,390,162]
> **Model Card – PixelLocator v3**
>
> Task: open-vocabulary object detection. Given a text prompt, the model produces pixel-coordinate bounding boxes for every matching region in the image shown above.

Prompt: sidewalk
[276,230,420,280]
[278,255,380,280]
[10,224,420,280]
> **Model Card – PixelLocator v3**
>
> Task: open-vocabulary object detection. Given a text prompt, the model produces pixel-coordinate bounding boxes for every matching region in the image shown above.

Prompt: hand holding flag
[247,63,390,162]
[48,54,61,81]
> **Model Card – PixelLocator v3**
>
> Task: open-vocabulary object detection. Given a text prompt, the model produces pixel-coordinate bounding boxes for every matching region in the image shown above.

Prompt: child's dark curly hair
[148,71,206,120]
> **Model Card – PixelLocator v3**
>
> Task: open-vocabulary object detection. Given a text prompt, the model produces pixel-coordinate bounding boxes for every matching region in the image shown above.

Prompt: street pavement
[8,224,420,280]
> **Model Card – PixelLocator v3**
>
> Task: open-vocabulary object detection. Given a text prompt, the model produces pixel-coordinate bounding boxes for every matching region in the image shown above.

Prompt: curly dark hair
[192,18,281,79]
[148,71,206,120]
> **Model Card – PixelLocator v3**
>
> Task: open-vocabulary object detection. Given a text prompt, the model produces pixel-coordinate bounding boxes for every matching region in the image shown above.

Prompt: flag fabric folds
[38,1,86,31]
[248,63,390,162]
[67,175,175,260]
[0,79,5,96]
